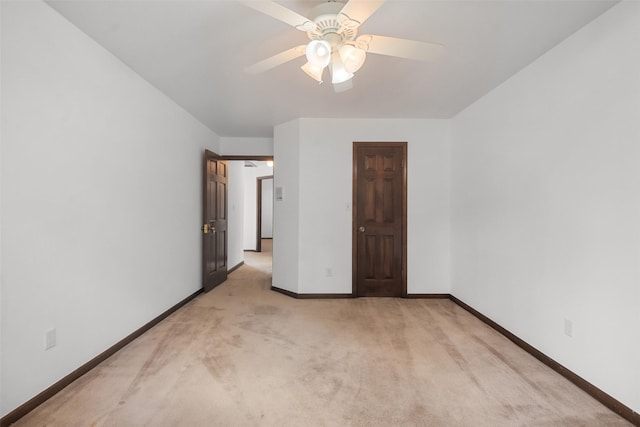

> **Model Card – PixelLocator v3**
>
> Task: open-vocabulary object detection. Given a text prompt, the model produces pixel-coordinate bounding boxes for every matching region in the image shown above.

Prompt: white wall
[451,0,640,413]
[261,178,273,239]
[220,137,273,156]
[272,120,301,293]
[227,161,245,270]
[242,165,273,250]
[0,1,220,416]
[273,118,450,295]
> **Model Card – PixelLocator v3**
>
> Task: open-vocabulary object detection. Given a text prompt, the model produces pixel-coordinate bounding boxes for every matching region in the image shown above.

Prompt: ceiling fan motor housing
[307,1,357,48]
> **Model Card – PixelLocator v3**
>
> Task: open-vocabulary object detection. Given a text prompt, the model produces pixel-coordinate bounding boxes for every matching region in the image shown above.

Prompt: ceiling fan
[239,0,443,92]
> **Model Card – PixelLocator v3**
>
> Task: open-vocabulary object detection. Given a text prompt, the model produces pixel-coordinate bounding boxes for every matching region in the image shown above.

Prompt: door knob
[359,226,365,232]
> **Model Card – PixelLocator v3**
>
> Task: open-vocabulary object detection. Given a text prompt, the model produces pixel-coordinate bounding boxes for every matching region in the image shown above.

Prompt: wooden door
[203,150,228,292]
[353,142,407,297]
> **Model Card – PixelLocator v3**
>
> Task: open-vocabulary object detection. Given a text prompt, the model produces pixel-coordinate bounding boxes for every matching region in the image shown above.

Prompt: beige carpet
[15,245,630,426]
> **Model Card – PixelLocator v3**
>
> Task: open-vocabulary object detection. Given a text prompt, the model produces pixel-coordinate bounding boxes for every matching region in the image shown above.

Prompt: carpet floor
[15,245,631,426]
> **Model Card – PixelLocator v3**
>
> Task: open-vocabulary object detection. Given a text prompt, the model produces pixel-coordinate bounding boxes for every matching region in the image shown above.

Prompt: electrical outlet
[564,319,573,338]
[45,328,56,350]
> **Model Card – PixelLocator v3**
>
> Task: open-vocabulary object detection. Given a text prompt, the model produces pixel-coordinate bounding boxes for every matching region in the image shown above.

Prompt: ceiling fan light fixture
[305,40,332,68]
[241,0,446,94]
[301,61,324,83]
[339,45,366,73]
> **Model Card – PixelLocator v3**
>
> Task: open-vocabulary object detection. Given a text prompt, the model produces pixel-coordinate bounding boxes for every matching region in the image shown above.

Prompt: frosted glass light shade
[305,40,332,68]
[339,45,366,73]
[301,61,324,83]
[330,54,353,84]
[333,79,353,93]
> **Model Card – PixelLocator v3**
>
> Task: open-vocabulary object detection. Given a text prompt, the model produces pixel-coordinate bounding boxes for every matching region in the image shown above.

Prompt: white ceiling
[47,0,618,137]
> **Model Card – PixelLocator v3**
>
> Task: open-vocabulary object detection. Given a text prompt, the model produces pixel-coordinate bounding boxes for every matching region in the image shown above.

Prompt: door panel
[353,142,407,297]
[203,150,228,292]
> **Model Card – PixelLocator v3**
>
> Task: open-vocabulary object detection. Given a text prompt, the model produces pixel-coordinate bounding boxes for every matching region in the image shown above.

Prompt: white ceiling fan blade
[238,0,317,32]
[338,0,385,28]
[357,35,444,62]
[245,45,306,74]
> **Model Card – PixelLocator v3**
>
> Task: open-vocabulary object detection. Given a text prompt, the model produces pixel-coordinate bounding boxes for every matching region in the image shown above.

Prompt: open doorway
[223,156,273,278]
[256,175,273,253]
